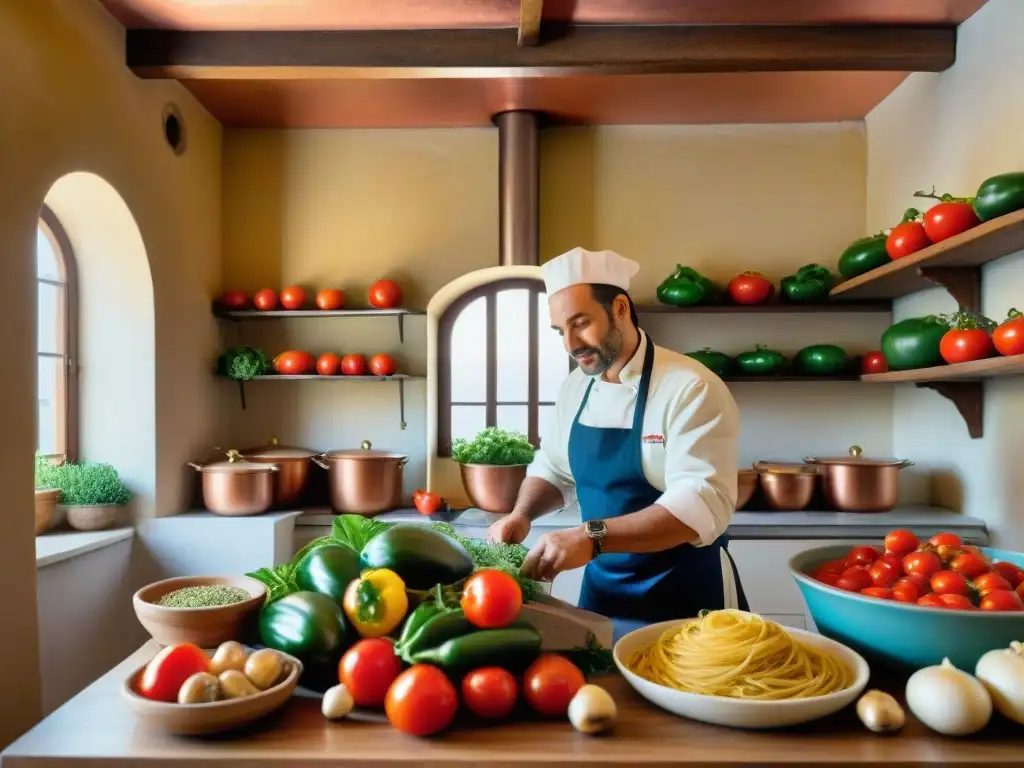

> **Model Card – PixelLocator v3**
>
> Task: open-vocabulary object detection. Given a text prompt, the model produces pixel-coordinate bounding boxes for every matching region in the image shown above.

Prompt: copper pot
[804,445,912,513]
[187,450,278,516]
[312,441,408,516]
[736,470,758,511]
[239,435,317,508]
[460,463,527,515]
[753,462,818,511]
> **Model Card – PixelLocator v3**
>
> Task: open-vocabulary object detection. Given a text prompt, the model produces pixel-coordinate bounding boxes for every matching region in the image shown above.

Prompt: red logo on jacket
[642,434,665,445]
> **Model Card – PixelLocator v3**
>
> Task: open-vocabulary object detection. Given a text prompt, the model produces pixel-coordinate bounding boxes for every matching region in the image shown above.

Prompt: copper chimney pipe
[494,111,540,267]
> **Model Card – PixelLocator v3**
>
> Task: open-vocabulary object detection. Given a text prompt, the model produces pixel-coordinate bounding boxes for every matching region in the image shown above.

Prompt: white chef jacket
[527,329,741,548]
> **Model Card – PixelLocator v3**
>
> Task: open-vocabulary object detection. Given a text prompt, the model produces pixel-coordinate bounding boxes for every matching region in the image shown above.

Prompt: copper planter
[239,436,318,508]
[460,463,527,515]
[804,445,913,513]
[312,441,408,516]
[753,462,818,511]
[187,450,278,517]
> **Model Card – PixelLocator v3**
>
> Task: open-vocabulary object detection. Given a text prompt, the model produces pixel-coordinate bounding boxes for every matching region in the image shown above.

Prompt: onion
[975,641,1024,724]
[905,657,992,736]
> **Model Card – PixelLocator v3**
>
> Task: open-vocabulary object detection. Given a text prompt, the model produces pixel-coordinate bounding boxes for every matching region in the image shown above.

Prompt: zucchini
[408,624,543,675]
[398,609,474,663]
[294,544,361,603]
[359,525,474,590]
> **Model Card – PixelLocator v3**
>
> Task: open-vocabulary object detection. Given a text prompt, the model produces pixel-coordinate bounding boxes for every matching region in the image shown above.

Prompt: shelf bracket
[917,266,981,312]
[916,381,983,438]
[237,380,248,411]
[397,313,405,344]
[397,378,407,430]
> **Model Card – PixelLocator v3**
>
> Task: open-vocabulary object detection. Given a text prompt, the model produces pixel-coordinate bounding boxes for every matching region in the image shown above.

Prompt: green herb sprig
[35,454,132,506]
[450,427,536,466]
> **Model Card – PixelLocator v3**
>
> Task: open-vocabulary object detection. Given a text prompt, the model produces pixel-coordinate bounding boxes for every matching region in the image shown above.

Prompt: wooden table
[2,642,1020,767]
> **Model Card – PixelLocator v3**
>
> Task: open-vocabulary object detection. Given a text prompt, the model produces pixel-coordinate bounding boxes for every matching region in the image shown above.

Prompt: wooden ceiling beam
[126,24,956,80]
[518,0,544,46]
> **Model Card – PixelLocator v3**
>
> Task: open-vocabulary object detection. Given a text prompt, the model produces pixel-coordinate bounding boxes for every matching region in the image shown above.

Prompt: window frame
[437,277,567,457]
[37,204,79,463]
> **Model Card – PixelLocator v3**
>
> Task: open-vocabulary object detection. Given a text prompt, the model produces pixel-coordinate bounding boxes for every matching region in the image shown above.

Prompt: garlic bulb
[567,684,617,735]
[975,641,1024,725]
[322,684,355,720]
[856,689,905,734]
[906,657,992,736]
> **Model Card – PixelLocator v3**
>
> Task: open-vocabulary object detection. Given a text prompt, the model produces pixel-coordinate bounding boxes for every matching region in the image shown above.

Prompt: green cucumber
[395,601,443,651]
[408,625,543,674]
[293,544,361,603]
[359,525,474,590]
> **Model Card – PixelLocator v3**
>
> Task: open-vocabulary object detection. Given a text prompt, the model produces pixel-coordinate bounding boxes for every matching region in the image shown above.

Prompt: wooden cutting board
[520,593,614,650]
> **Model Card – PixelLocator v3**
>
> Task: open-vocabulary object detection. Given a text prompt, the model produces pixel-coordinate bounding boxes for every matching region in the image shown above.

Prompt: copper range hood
[494,110,540,268]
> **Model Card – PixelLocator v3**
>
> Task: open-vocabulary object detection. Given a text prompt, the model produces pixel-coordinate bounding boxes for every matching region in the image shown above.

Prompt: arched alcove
[42,172,156,521]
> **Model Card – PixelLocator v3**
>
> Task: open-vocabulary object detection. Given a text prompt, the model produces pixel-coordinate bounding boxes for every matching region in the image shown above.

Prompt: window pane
[537,292,570,401]
[538,405,557,442]
[451,405,486,444]
[450,297,487,402]
[37,226,62,281]
[38,355,61,455]
[38,282,62,355]
[496,405,528,436]
[496,289,530,401]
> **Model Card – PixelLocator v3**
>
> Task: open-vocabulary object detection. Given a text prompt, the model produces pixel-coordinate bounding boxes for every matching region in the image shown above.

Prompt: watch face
[586,520,607,537]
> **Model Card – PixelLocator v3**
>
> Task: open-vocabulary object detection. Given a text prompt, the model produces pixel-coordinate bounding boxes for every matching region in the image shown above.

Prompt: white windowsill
[35,528,134,568]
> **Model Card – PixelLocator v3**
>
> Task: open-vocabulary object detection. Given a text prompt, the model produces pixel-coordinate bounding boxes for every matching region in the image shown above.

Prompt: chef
[487,247,748,639]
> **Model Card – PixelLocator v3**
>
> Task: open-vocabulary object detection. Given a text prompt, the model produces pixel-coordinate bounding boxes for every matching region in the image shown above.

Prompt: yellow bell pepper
[343,568,409,638]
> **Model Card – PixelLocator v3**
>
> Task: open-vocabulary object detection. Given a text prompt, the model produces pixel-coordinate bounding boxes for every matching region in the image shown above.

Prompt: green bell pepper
[656,265,711,307]
[880,316,950,370]
[397,608,474,664]
[258,591,350,690]
[973,172,1024,222]
[395,600,444,652]
[794,344,849,376]
[781,263,834,303]
[837,233,890,279]
[293,544,362,603]
[734,344,787,376]
[407,624,543,675]
[684,348,732,378]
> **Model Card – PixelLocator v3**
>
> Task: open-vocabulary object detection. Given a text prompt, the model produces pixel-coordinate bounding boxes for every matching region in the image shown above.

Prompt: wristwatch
[584,519,608,558]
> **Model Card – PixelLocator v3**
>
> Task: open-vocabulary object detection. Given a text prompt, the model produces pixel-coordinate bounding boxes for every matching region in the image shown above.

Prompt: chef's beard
[571,326,623,376]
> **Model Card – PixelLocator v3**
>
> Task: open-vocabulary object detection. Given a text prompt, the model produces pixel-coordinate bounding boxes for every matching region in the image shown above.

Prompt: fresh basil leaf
[331,514,393,553]
[245,564,298,605]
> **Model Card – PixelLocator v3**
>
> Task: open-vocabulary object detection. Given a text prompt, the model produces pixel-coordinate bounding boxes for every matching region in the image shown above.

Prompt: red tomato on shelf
[253,288,278,311]
[884,529,919,557]
[861,351,888,375]
[921,201,980,243]
[219,290,249,310]
[280,286,306,310]
[316,289,345,311]
[993,310,1024,357]
[138,643,210,702]
[274,350,314,375]
[368,354,397,377]
[413,489,443,516]
[316,353,341,376]
[368,280,402,309]
[886,220,931,260]
[940,328,994,364]
[340,354,367,376]
[727,272,775,305]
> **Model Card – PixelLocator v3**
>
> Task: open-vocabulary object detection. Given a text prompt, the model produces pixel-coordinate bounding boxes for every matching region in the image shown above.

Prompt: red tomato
[385,665,458,736]
[219,290,249,309]
[369,279,402,309]
[902,571,930,591]
[280,286,306,310]
[884,529,919,557]
[940,329,994,364]
[461,667,519,720]
[861,351,888,375]
[368,353,397,377]
[886,221,931,259]
[881,551,903,570]
[836,567,873,593]
[812,570,842,588]
[929,532,962,548]
[917,593,946,609]
[138,643,210,702]
[316,289,345,311]
[938,593,974,610]
[992,561,1024,589]
[921,201,980,243]
[930,570,969,596]
[461,569,523,629]
[973,572,1013,595]
[339,638,402,708]
[727,272,775,305]
[274,350,314,375]
[820,558,849,574]
[253,288,278,311]
[317,353,341,376]
[523,654,585,717]
[903,551,943,580]
[891,579,920,603]
[868,560,900,588]
[413,490,443,516]
[860,587,892,600]
[949,552,989,580]
[847,546,880,567]
[993,310,1024,357]
[340,354,367,376]
[979,589,1024,612]
[1017,582,1024,602]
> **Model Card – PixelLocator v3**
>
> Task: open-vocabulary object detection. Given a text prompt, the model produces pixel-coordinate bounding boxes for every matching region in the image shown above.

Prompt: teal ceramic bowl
[789,544,1024,671]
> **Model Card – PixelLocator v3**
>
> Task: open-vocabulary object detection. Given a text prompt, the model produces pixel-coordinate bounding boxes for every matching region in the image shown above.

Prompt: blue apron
[568,335,748,641]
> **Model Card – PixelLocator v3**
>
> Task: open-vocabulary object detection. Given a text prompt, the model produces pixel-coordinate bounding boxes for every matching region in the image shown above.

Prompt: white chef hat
[541,247,640,296]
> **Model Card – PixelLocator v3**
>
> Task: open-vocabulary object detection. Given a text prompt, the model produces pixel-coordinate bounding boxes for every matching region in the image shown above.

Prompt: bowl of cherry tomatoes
[789,529,1024,671]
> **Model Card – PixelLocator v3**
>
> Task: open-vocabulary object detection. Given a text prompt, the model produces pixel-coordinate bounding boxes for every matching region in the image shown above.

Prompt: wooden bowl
[133,575,266,648]
[122,649,302,735]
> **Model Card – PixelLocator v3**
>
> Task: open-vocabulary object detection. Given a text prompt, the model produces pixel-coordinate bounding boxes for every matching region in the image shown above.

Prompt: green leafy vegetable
[217,346,270,381]
[245,563,299,605]
[34,454,132,505]
[431,522,540,601]
[561,632,616,677]
[332,514,394,552]
[450,427,536,466]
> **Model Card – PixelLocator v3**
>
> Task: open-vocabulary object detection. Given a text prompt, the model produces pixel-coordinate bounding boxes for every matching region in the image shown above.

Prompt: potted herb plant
[35,458,133,531]
[34,453,61,536]
[450,427,535,515]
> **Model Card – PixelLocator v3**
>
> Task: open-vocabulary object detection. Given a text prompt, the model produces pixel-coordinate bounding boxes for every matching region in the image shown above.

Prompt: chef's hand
[519,526,592,582]
[487,512,531,545]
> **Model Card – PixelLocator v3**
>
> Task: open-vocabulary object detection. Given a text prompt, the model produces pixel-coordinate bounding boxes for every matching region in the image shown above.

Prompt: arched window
[437,278,570,456]
[36,205,78,462]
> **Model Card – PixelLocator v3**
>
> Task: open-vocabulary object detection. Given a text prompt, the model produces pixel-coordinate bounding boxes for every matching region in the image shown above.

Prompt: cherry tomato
[138,643,210,702]
[992,561,1024,589]
[820,558,849,575]
[993,310,1024,357]
[938,593,974,610]
[340,354,367,376]
[462,569,523,629]
[929,532,962,548]
[903,551,943,580]
[461,667,519,720]
[385,664,458,736]
[727,272,774,305]
[369,279,402,309]
[836,567,873,593]
[812,570,842,588]
[940,328,994,364]
[253,288,278,311]
[1017,582,1024,602]
[219,290,249,310]
[902,571,930,591]
[884,529,919,557]
[860,587,892,600]
[881,551,903,570]
[316,288,345,311]
[861,351,888,375]
[274,350,315,375]
[523,654,585,717]
[886,221,931,259]
[317,353,341,376]
[917,593,946,609]
[847,546,880,567]
[930,570,969,596]
[921,201,980,243]
[973,572,1013,595]
[368,353,397,377]
[868,559,900,588]
[949,552,989,580]
[891,579,920,603]
[279,286,306,310]
[979,589,1024,612]
[339,638,402,708]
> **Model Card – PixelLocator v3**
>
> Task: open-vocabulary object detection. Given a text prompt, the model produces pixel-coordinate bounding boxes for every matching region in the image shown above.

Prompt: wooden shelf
[637,300,890,315]
[725,375,863,383]
[212,305,424,342]
[830,209,1024,309]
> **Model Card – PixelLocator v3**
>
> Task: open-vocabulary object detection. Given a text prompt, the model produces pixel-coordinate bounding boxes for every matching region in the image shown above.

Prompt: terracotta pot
[804,445,913,513]
[460,463,527,515]
[66,503,120,531]
[34,488,60,535]
[187,449,278,516]
[312,441,408,516]
[736,470,758,511]
[239,435,317,508]
[753,462,818,511]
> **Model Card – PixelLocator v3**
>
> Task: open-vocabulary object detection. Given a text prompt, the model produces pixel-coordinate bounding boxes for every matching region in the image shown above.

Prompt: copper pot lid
[188,449,279,474]
[241,435,318,460]
[753,461,818,475]
[804,445,913,468]
[324,440,408,462]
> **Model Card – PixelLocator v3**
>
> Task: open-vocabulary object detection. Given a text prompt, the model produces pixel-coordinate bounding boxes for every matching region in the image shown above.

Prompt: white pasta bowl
[613,619,870,729]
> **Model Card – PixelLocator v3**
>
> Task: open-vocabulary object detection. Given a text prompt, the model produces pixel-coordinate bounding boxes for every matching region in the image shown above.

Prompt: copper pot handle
[399,457,409,467]
[896,460,915,469]
[186,461,204,471]
[311,453,330,470]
